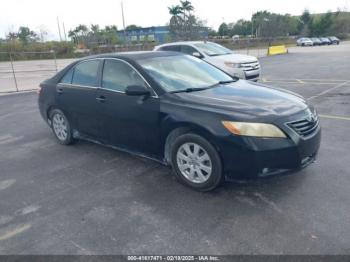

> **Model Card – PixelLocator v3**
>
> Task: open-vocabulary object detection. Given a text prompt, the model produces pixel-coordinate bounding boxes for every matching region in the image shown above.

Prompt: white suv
[154,41,261,81]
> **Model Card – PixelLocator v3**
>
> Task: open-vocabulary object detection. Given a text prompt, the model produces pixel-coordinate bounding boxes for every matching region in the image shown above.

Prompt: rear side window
[60,68,73,84]
[159,45,181,52]
[72,60,100,86]
[102,59,146,92]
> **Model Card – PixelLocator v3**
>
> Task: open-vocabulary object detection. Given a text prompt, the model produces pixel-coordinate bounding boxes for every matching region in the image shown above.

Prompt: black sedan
[320,37,332,45]
[38,52,321,191]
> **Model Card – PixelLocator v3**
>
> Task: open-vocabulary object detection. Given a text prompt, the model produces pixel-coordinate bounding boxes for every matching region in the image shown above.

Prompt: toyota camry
[38,51,321,191]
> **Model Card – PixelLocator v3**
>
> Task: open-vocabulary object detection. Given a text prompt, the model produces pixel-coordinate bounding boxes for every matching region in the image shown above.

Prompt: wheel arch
[46,105,72,127]
[162,122,221,165]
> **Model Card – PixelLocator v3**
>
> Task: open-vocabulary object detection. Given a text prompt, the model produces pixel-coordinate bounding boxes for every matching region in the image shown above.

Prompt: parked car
[319,37,332,45]
[154,41,260,81]
[310,38,322,46]
[328,36,340,45]
[38,52,321,191]
[296,38,313,46]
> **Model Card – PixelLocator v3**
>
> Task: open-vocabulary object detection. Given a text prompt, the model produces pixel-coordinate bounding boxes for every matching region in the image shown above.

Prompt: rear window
[72,60,100,87]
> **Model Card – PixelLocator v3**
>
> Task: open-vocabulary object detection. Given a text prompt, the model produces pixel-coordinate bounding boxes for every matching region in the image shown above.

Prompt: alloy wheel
[52,113,68,141]
[176,142,212,183]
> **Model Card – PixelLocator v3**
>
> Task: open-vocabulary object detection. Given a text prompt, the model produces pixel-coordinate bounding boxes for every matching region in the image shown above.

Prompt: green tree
[168,5,183,40]
[230,19,252,36]
[180,0,194,19]
[251,11,271,37]
[6,32,18,41]
[168,0,202,40]
[68,24,89,46]
[17,27,38,44]
[208,28,218,37]
[299,9,312,36]
[310,12,333,36]
[125,25,141,30]
[218,22,229,36]
[100,25,119,45]
[331,11,350,38]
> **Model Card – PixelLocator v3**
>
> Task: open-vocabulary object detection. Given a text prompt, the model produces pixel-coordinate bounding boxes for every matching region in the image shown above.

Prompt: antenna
[57,17,62,41]
[121,1,127,42]
[63,22,67,41]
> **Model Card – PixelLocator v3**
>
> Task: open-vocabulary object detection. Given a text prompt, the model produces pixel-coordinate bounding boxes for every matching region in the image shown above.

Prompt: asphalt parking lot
[0,44,350,255]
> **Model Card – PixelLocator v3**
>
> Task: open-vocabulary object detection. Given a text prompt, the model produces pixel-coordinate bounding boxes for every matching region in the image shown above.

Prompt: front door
[96,59,161,157]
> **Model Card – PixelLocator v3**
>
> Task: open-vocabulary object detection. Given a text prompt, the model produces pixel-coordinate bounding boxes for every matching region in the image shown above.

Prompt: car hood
[206,53,258,64]
[168,80,307,122]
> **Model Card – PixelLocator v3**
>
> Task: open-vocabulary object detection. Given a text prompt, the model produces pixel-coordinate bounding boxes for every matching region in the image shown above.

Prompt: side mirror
[192,52,203,59]
[125,85,151,96]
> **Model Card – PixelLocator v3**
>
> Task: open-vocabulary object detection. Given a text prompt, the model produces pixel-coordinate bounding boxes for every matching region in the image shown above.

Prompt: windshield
[194,42,233,57]
[138,55,234,92]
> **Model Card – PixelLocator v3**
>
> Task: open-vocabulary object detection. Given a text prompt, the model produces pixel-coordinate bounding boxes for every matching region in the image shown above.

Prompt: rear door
[56,59,101,137]
[95,58,161,157]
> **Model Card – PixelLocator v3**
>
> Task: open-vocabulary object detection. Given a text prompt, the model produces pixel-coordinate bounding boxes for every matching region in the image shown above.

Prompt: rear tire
[170,133,223,191]
[49,109,75,145]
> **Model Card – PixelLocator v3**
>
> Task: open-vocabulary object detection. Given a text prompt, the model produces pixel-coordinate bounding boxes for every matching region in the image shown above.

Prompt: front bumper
[244,69,260,81]
[223,66,260,81]
[216,119,321,179]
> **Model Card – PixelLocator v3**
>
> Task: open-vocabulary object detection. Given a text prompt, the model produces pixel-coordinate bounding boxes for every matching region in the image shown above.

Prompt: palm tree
[180,0,194,39]
[180,0,194,19]
[6,32,18,41]
[168,5,183,21]
[168,5,183,39]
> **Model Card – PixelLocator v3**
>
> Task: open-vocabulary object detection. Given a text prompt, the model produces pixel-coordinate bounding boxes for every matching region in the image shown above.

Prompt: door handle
[57,87,64,94]
[96,96,106,103]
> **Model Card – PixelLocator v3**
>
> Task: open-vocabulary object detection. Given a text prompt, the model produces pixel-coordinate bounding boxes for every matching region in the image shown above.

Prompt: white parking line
[307,81,350,100]
[264,78,350,83]
[263,80,340,85]
[319,114,350,121]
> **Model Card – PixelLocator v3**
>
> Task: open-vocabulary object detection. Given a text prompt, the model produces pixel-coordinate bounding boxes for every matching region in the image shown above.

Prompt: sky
[1,0,349,40]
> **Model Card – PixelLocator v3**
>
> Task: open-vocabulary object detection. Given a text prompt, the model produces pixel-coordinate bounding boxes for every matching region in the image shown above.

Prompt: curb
[0,90,36,97]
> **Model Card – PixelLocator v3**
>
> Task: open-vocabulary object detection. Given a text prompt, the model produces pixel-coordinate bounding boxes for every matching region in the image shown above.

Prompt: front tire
[49,109,74,145]
[170,133,223,191]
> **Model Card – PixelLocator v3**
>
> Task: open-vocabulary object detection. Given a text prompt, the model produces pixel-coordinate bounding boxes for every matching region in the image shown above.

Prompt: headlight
[222,121,286,138]
[224,62,241,68]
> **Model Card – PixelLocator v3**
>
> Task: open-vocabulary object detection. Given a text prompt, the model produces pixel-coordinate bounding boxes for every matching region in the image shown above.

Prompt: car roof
[77,51,181,62]
[155,41,212,47]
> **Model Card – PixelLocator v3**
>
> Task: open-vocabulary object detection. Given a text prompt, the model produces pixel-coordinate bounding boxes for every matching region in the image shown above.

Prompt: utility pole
[121,1,127,43]
[57,16,62,41]
[63,22,67,41]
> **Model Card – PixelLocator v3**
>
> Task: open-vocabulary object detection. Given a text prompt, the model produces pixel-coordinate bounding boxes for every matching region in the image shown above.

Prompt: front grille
[246,74,259,80]
[288,116,319,137]
[241,61,260,72]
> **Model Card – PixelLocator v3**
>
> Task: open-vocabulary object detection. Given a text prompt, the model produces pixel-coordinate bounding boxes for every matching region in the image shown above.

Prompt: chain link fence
[0,39,280,93]
[0,51,76,93]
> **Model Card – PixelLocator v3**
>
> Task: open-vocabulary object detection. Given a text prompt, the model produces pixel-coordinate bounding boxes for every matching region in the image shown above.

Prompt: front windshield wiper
[170,79,238,94]
[218,79,238,84]
[169,87,210,94]
[206,79,238,88]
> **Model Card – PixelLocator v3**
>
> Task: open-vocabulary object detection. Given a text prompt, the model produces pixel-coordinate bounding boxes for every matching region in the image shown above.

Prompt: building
[117,26,208,44]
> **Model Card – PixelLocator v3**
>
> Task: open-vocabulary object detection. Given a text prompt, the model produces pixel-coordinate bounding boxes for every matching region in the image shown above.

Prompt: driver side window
[102,59,146,92]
